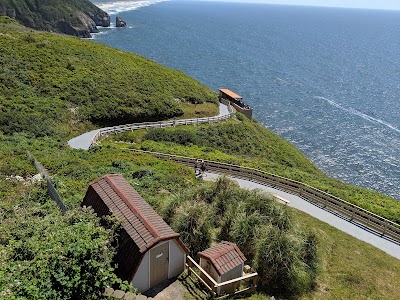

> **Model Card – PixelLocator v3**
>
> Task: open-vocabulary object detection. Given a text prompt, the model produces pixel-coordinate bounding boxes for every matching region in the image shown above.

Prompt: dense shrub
[0,22,218,138]
[254,228,314,297]
[0,192,128,299]
[171,200,213,258]
[229,211,265,259]
[164,176,318,297]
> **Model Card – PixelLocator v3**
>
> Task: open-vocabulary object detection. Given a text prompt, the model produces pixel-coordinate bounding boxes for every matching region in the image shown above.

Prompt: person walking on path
[194,159,202,179]
[200,160,207,176]
[194,159,200,170]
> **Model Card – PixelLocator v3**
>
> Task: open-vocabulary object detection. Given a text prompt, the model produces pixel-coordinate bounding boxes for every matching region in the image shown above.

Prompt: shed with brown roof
[82,174,189,292]
[218,88,253,119]
[198,241,247,295]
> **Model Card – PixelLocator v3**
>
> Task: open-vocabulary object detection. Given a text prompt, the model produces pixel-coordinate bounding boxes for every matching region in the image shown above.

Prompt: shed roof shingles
[90,174,184,253]
[198,241,246,276]
[219,88,243,99]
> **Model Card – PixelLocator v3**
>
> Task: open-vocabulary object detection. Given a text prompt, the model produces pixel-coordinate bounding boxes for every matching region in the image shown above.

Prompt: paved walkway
[217,102,229,117]
[68,129,99,150]
[67,102,400,259]
[143,278,186,300]
[203,172,400,260]
[68,103,230,150]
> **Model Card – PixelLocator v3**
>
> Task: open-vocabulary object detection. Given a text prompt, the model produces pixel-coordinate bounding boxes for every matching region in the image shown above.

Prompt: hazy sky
[204,0,400,10]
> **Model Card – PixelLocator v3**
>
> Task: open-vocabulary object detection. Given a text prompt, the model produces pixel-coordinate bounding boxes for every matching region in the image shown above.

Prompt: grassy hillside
[109,114,400,223]
[0,18,218,138]
[3,134,399,299]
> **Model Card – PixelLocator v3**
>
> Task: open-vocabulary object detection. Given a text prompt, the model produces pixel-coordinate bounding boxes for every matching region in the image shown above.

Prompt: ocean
[91,0,400,200]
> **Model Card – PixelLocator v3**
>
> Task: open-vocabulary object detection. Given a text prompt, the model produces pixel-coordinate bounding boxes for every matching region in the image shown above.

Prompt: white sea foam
[94,0,168,14]
[315,96,400,134]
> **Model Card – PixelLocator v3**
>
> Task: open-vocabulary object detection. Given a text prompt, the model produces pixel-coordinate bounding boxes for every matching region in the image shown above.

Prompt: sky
[203,0,400,10]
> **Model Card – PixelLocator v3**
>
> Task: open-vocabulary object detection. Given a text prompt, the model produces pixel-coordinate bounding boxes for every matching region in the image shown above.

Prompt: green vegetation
[181,200,400,300]
[0,19,218,138]
[0,179,128,299]
[1,18,400,300]
[2,131,400,299]
[111,114,400,223]
[0,134,195,299]
[164,176,318,297]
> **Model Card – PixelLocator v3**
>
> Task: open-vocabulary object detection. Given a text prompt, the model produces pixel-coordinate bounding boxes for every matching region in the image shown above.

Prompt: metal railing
[27,151,67,213]
[89,102,234,148]
[130,149,400,244]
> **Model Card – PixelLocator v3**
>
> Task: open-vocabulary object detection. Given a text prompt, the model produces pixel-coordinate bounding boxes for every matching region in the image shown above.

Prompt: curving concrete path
[67,102,400,260]
[203,172,400,259]
[68,129,100,150]
[68,103,230,150]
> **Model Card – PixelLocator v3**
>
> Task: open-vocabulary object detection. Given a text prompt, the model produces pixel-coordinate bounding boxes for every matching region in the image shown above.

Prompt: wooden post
[212,284,217,297]
[382,220,388,235]
[252,275,258,287]
[187,258,193,277]
[232,281,238,293]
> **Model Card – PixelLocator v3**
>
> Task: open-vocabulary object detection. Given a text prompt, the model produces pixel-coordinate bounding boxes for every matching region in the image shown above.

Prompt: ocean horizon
[92,0,400,200]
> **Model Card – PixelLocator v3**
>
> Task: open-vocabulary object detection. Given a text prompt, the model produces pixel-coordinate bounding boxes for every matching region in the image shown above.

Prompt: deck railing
[130,149,400,244]
[186,256,258,298]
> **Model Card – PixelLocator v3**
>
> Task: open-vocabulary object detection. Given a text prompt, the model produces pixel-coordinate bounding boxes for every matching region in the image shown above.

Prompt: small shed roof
[198,241,246,276]
[219,88,243,99]
[84,174,189,254]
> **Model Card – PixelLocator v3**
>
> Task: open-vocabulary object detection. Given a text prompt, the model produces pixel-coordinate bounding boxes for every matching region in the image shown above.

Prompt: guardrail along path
[130,149,400,246]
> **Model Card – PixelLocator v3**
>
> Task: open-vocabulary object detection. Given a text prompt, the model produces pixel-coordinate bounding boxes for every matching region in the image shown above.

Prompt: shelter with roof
[218,88,253,119]
[82,174,189,292]
[197,241,247,295]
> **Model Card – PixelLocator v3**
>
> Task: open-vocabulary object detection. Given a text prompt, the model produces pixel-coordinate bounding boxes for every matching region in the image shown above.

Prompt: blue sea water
[92,0,400,200]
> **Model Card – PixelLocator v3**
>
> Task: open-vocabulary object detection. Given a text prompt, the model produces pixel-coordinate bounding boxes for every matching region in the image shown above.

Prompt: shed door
[150,242,169,288]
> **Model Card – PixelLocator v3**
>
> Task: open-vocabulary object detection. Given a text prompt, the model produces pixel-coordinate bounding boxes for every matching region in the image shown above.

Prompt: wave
[94,0,168,14]
[315,96,400,134]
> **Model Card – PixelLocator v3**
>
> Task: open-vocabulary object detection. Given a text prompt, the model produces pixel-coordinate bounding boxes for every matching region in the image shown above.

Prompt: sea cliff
[0,0,110,37]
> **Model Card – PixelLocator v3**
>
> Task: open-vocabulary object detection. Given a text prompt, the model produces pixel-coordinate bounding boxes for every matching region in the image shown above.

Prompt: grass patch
[178,102,219,119]
[294,209,400,300]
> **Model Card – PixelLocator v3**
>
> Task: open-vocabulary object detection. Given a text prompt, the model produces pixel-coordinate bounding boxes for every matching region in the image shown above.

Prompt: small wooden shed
[82,174,189,292]
[198,241,247,295]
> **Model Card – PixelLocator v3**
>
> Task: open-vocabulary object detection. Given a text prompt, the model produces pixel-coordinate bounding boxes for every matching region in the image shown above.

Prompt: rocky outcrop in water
[0,0,110,38]
[116,16,127,28]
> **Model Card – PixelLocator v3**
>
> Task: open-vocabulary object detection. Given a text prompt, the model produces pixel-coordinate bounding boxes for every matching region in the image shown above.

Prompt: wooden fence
[27,151,67,213]
[186,256,258,298]
[130,149,400,244]
[89,101,234,148]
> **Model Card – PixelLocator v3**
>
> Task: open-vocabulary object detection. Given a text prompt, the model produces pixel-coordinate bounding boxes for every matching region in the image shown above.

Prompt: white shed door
[150,242,169,288]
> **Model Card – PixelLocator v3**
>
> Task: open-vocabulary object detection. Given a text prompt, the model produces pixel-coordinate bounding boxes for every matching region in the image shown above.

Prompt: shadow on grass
[178,271,212,300]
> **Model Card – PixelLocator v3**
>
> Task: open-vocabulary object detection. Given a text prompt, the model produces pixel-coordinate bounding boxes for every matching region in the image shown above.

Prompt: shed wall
[168,239,186,278]
[114,230,142,282]
[131,251,150,292]
[82,186,111,217]
[219,264,243,294]
[199,258,219,289]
